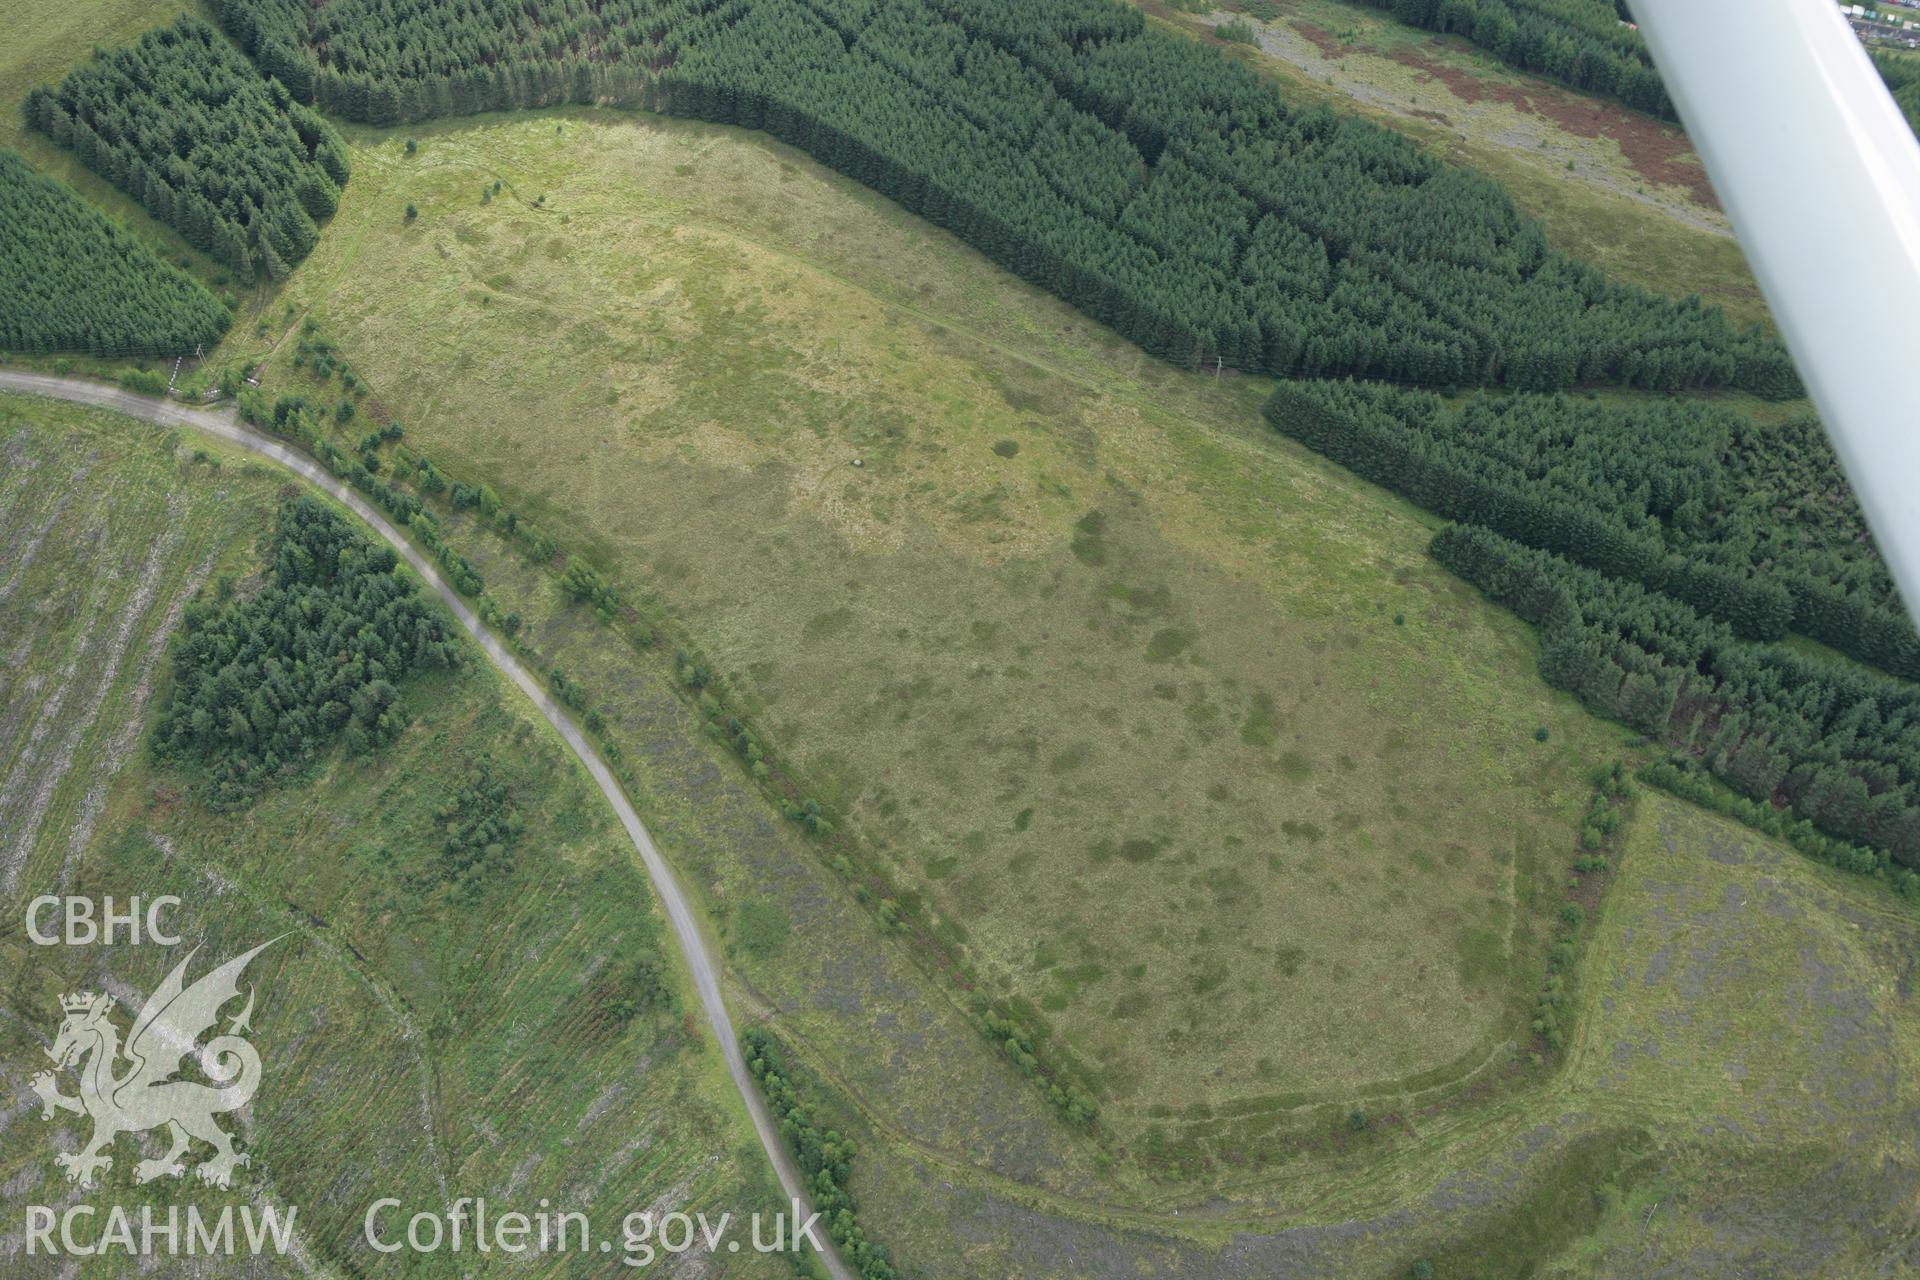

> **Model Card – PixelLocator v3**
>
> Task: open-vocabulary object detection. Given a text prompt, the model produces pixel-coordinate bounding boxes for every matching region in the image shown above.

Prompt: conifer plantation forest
[26,15,350,284]
[0,149,230,355]
[149,496,459,809]
[209,0,1796,393]
[1349,0,1669,117]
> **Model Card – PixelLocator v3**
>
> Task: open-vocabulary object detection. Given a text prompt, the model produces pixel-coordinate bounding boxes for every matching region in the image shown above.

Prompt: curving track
[0,370,855,1280]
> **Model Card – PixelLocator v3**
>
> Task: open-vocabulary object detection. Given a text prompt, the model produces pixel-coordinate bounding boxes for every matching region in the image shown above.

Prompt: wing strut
[1636,1,1920,626]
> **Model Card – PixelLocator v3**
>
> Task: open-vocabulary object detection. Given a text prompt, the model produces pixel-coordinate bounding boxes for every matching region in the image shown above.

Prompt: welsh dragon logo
[30,940,278,1190]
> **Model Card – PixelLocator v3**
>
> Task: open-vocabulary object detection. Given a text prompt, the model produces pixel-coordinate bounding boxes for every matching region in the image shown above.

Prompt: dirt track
[0,371,856,1280]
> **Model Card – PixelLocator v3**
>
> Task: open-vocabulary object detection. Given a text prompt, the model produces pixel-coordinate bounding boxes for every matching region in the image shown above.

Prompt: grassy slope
[1145,0,1773,330]
[0,395,784,1276]
[210,105,1920,1274]
[227,111,1630,1132]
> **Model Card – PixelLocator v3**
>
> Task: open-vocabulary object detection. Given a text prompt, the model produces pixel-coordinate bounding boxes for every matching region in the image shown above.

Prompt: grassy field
[1142,0,1775,330]
[194,100,1920,1272]
[221,110,1639,1137]
[0,394,786,1276]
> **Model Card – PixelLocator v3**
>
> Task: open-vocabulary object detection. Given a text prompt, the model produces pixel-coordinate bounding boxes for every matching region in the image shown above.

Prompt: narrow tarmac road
[0,371,856,1280]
